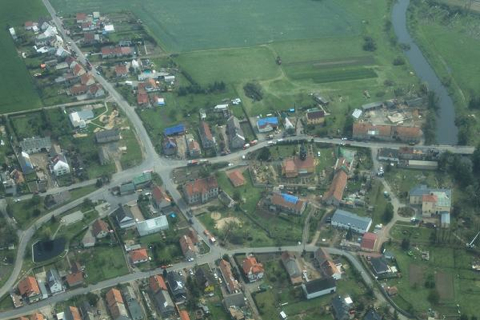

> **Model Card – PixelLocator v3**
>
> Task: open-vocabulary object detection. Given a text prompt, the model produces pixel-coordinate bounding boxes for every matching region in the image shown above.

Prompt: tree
[346,227,353,241]
[363,36,377,51]
[85,292,99,306]
[401,238,410,250]
[427,290,440,305]
[383,203,394,224]
[29,194,41,206]
[257,147,271,161]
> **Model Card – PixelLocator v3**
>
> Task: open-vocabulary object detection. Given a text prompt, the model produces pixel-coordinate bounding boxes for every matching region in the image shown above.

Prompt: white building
[136,216,169,237]
[46,269,65,295]
[69,110,94,128]
[302,278,336,300]
[51,154,70,176]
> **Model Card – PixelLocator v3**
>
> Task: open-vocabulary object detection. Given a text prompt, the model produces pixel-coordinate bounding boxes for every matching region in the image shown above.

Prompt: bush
[393,57,405,65]
[363,36,377,52]
[243,82,263,101]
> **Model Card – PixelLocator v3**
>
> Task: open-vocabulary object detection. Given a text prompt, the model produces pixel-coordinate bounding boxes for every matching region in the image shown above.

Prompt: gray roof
[281,252,301,278]
[223,292,246,308]
[364,309,382,320]
[119,182,135,194]
[137,216,169,236]
[378,148,399,159]
[331,295,350,320]
[77,110,94,120]
[361,102,383,110]
[153,290,175,316]
[123,287,144,320]
[303,277,336,294]
[370,257,389,275]
[46,268,62,287]
[95,129,120,142]
[409,185,452,198]
[332,209,372,231]
[115,205,134,223]
[226,116,245,140]
[166,271,186,296]
[20,137,51,153]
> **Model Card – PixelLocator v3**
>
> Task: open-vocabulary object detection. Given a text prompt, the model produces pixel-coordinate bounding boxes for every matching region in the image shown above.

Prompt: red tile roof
[242,256,264,275]
[323,169,348,203]
[219,259,239,293]
[394,126,421,139]
[66,271,84,287]
[115,65,128,76]
[76,13,87,21]
[422,194,437,203]
[271,193,305,213]
[30,313,44,320]
[18,276,40,296]
[179,310,190,320]
[92,219,109,237]
[361,232,377,250]
[353,123,392,137]
[149,275,167,293]
[137,92,149,105]
[67,306,81,320]
[179,235,196,256]
[105,288,123,307]
[200,121,213,141]
[152,186,171,204]
[228,170,246,187]
[306,109,325,120]
[184,177,218,197]
[70,84,88,95]
[129,248,148,263]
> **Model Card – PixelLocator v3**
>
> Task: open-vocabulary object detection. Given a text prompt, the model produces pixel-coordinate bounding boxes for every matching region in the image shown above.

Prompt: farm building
[302,277,336,300]
[136,216,169,237]
[331,209,372,234]
[164,124,185,136]
[256,117,279,133]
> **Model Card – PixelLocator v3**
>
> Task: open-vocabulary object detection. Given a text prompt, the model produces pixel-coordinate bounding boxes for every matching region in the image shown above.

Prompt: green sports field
[0,0,45,113]
[51,0,361,52]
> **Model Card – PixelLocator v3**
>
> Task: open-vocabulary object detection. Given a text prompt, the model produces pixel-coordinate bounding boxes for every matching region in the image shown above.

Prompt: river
[391,0,458,145]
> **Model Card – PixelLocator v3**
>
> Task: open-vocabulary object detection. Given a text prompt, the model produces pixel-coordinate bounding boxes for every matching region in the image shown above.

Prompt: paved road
[0,2,467,318]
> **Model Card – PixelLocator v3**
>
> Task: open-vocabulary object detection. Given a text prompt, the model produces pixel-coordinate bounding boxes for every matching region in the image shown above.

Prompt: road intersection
[0,1,470,318]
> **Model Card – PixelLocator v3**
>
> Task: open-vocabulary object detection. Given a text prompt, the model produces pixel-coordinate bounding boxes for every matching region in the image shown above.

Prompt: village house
[361,232,378,252]
[123,286,144,320]
[228,170,246,187]
[152,186,172,209]
[101,46,133,59]
[113,205,136,229]
[187,136,201,158]
[166,271,187,303]
[331,295,355,320]
[266,192,307,215]
[314,248,342,280]
[352,122,422,143]
[162,137,178,156]
[92,219,109,238]
[80,74,95,86]
[69,84,88,96]
[281,155,315,178]
[83,32,100,44]
[180,234,198,261]
[46,269,64,295]
[88,84,105,99]
[183,176,219,205]
[51,153,70,176]
[377,148,399,163]
[323,169,348,206]
[64,306,82,320]
[198,121,216,149]
[242,255,264,282]
[409,185,452,217]
[69,110,94,128]
[195,268,215,293]
[256,117,279,133]
[20,137,52,154]
[226,116,245,150]
[115,65,129,78]
[331,209,372,234]
[149,275,175,318]
[18,276,41,303]
[105,288,129,320]
[302,277,336,300]
[66,262,84,288]
[219,259,240,293]
[164,124,186,136]
[281,251,302,284]
[76,13,87,23]
[305,108,325,125]
[129,248,149,265]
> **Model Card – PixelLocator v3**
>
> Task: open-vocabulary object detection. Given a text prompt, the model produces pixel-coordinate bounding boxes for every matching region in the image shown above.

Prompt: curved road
[0,0,470,317]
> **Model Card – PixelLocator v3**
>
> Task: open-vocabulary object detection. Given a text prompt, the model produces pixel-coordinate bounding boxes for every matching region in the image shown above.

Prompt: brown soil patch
[409,264,424,286]
[210,212,221,220]
[215,217,242,230]
[435,272,454,301]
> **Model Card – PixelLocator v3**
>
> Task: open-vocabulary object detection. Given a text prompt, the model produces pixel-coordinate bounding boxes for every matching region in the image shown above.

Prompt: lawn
[75,246,129,284]
[120,127,143,169]
[410,1,480,144]
[253,255,371,320]
[51,0,360,52]
[7,184,97,229]
[0,0,44,113]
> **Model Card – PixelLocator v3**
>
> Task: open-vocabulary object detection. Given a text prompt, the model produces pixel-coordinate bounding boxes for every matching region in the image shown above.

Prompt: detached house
[302,277,336,300]
[20,137,51,154]
[92,219,109,238]
[149,275,175,318]
[152,186,172,209]
[18,276,41,303]
[219,259,240,293]
[267,192,307,215]
[226,116,245,150]
[64,306,82,320]
[183,177,219,205]
[179,234,197,261]
[129,248,149,265]
[95,129,120,144]
[51,154,70,176]
[323,169,348,206]
[242,255,264,282]
[409,185,452,217]
[105,288,129,320]
[256,117,279,133]
[305,108,325,125]
[314,248,342,280]
[166,271,187,303]
[46,269,64,295]
[115,65,129,78]
[114,205,136,229]
[199,121,216,149]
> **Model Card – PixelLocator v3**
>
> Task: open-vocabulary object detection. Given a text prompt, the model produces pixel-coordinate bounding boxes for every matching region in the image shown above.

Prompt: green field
[0,0,45,113]
[51,0,360,52]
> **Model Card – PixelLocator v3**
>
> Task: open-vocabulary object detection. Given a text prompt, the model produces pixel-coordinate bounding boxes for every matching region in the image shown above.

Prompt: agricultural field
[0,0,45,113]
[384,225,480,318]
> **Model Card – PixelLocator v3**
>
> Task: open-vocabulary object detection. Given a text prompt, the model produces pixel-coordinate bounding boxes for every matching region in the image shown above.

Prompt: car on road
[161,264,173,269]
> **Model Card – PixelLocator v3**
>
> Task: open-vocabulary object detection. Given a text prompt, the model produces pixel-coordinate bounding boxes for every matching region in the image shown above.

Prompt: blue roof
[409,185,452,198]
[282,193,298,204]
[164,124,185,136]
[257,117,279,127]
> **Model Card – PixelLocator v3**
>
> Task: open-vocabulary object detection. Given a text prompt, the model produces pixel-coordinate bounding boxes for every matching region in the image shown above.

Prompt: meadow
[0,0,45,113]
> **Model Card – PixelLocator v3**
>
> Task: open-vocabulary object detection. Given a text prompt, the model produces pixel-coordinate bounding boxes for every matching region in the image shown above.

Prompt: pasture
[0,0,45,113]
[50,0,361,52]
